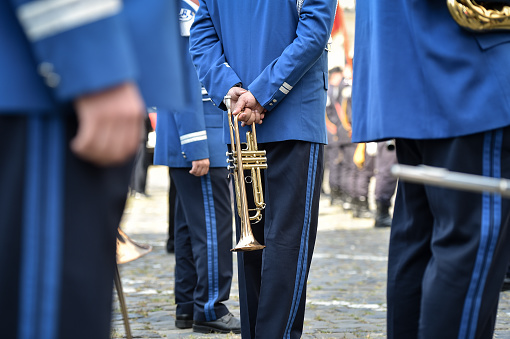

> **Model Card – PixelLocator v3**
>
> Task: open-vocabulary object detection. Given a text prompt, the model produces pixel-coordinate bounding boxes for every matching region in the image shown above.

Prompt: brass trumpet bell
[225,95,267,252]
[116,228,152,264]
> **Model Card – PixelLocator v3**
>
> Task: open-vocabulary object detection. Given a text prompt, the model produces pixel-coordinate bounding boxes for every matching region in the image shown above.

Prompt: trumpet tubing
[225,95,267,252]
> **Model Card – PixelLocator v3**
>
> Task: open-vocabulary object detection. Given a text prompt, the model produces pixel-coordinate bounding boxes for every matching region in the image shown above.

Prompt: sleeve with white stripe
[11,0,138,102]
[248,0,337,112]
[173,83,210,162]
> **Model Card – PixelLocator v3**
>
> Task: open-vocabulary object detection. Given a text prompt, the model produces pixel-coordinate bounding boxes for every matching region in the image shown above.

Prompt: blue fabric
[352,0,510,142]
[0,0,186,112]
[153,1,227,168]
[171,168,233,322]
[19,116,64,339]
[284,143,319,339]
[201,174,220,321]
[387,132,510,339]
[189,0,337,144]
[459,130,503,339]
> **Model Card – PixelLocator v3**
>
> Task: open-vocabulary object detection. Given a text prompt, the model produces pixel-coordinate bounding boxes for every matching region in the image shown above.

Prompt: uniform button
[38,62,60,88]
[38,62,53,76]
[269,103,273,106]
[273,99,277,103]
[182,151,187,159]
[45,73,60,88]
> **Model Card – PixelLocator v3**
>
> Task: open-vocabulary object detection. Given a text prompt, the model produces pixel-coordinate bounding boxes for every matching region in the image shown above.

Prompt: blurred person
[351,141,375,218]
[153,0,240,334]
[325,66,351,205]
[0,1,185,339]
[353,0,510,338]
[373,141,397,228]
[189,0,337,337]
[337,82,374,217]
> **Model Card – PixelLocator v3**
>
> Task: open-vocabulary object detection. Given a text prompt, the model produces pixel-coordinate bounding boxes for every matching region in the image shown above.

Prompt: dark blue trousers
[0,114,132,339]
[389,128,510,339]
[236,140,324,339]
[170,168,233,322]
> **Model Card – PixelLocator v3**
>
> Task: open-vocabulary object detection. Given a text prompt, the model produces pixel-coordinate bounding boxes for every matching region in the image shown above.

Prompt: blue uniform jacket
[0,0,186,113]
[153,0,226,169]
[352,0,510,142]
[189,0,337,144]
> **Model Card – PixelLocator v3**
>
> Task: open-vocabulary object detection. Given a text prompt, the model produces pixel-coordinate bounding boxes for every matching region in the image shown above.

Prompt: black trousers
[170,167,233,322]
[389,128,510,339]
[0,113,132,339]
[236,140,324,339]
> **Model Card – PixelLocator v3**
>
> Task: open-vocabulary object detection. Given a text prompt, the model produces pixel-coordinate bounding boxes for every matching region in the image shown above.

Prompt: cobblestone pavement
[112,166,510,338]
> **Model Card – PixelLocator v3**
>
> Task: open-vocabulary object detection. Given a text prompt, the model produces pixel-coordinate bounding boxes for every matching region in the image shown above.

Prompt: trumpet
[225,95,267,252]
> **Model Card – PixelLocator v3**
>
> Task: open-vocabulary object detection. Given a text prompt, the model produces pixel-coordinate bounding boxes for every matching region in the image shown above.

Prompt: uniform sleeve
[248,0,337,112]
[173,93,210,163]
[189,0,242,110]
[11,0,138,102]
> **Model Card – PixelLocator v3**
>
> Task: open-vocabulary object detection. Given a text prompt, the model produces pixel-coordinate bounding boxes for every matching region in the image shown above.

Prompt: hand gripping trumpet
[225,95,267,252]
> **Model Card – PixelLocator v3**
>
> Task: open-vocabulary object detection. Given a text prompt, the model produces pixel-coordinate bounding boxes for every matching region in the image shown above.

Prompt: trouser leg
[236,141,324,339]
[389,130,510,339]
[170,168,233,322]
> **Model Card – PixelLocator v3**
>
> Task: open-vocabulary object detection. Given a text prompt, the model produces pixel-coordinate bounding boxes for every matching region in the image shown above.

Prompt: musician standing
[153,0,240,334]
[0,1,185,338]
[352,1,510,338]
[190,1,336,338]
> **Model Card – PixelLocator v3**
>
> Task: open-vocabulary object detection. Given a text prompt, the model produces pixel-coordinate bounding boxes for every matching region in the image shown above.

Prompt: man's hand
[72,82,145,166]
[226,86,247,110]
[232,91,265,126]
[189,158,210,176]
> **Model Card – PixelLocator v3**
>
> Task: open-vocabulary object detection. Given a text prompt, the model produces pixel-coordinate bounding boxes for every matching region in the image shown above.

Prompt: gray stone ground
[112,166,510,338]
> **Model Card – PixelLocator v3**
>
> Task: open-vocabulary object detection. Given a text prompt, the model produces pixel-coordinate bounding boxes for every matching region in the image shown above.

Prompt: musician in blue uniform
[189,1,337,338]
[352,1,510,338]
[153,0,240,334]
[0,1,184,338]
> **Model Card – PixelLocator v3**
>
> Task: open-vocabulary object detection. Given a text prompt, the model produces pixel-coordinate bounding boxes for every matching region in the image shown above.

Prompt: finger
[245,108,257,126]
[239,108,253,126]
[259,112,265,124]
[231,87,247,100]
[232,96,247,115]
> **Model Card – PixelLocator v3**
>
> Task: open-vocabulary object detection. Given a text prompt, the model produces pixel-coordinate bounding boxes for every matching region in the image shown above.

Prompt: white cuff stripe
[181,135,208,145]
[180,130,207,142]
[279,86,290,95]
[18,0,121,41]
[283,82,293,90]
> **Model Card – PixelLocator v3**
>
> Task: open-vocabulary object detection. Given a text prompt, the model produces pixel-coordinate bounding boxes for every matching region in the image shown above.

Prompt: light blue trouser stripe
[458,129,503,339]
[284,143,319,339]
[202,174,219,321]
[19,116,64,339]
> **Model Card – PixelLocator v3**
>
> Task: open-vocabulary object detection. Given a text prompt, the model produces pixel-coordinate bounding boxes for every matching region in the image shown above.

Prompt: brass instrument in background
[115,228,152,339]
[225,95,267,252]
[116,228,152,264]
[447,0,510,31]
